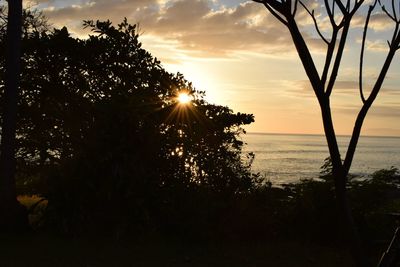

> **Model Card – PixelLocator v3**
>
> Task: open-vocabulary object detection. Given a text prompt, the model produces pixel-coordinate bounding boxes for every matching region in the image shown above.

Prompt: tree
[0,5,49,38]
[0,0,29,230]
[252,0,400,266]
[0,19,256,235]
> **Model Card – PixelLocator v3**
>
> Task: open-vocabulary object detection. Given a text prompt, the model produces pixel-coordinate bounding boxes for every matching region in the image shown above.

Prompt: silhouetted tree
[253,0,400,266]
[0,0,29,231]
[0,5,49,38]
[1,19,257,235]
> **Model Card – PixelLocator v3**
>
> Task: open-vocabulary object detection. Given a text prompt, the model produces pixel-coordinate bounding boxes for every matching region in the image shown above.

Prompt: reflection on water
[243,133,400,184]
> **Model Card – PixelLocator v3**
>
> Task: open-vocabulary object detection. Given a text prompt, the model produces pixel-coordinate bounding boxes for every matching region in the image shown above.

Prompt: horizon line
[246,131,400,139]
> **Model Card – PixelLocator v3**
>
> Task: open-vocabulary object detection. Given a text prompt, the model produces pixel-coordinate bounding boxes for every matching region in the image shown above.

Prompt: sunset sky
[14,0,400,136]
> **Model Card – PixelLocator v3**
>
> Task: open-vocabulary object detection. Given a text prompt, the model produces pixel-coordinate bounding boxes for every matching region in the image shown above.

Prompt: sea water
[242,133,400,184]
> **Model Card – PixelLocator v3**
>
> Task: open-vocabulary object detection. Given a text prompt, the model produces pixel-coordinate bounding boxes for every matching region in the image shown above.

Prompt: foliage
[348,167,400,241]
[0,5,49,39]
[261,162,400,244]
[0,18,257,235]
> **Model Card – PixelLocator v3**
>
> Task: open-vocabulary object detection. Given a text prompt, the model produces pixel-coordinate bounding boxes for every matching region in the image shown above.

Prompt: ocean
[242,133,400,184]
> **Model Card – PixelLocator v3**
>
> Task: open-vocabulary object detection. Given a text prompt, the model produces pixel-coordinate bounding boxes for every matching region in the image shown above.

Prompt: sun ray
[177,92,191,104]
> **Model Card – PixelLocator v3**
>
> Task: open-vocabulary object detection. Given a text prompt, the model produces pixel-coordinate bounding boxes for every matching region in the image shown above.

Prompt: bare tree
[252,0,400,266]
[0,0,28,231]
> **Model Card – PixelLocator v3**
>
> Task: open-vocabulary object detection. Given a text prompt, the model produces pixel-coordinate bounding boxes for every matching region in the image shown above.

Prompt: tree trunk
[0,0,29,232]
[320,103,367,267]
[333,169,367,267]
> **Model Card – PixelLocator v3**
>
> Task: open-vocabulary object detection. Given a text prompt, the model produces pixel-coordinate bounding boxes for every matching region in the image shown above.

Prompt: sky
[15,0,400,136]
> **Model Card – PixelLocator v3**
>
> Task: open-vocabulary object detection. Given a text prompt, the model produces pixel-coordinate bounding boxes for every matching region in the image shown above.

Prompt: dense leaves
[1,18,257,235]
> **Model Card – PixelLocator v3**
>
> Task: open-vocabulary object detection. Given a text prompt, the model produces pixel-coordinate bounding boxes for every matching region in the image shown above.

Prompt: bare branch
[390,22,400,49]
[325,1,365,97]
[325,22,350,97]
[333,0,347,14]
[344,6,400,172]
[265,3,288,25]
[380,4,396,21]
[321,29,338,86]
[286,0,292,11]
[344,42,399,173]
[320,0,350,87]
[253,0,289,25]
[325,0,337,27]
[253,0,285,14]
[293,0,299,17]
[332,0,336,16]
[359,0,378,104]
[286,17,324,98]
[330,1,347,29]
[392,0,398,22]
[351,0,366,16]
[299,1,329,44]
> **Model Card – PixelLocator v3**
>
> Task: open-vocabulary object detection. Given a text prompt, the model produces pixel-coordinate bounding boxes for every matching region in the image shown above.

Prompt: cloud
[288,80,361,96]
[368,13,396,32]
[365,39,389,52]
[287,78,400,99]
[145,0,328,55]
[367,105,400,118]
[40,0,330,57]
[42,0,159,31]
[350,7,399,33]
[33,0,395,60]
[334,103,400,118]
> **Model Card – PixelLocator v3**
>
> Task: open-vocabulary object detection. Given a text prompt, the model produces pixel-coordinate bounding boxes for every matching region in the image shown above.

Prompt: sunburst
[177,92,192,104]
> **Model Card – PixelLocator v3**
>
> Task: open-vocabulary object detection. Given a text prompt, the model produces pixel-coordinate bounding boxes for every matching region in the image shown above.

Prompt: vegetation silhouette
[0,0,30,231]
[0,17,259,236]
[1,4,400,266]
[252,1,400,266]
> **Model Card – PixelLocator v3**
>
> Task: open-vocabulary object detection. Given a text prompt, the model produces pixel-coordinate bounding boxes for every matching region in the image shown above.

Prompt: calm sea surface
[242,133,400,184]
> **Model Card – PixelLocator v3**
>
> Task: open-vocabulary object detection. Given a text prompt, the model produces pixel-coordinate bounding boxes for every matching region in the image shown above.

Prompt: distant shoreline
[246,132,400,139]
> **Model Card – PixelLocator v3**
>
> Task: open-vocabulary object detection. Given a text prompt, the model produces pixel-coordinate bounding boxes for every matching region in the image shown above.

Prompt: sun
[177,92,192,104]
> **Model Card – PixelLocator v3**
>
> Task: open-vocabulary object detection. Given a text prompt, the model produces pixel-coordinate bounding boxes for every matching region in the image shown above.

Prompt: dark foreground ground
[2,232,381,267]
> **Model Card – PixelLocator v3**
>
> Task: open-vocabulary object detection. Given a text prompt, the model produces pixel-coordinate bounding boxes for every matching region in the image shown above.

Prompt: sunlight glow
[166,91,201,125]
[177,92,191,104]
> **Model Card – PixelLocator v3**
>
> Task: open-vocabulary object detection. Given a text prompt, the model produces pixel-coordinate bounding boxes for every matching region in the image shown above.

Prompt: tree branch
[265,3,289,25]
[325,2,364,97]
[293,0,299,17]
[351,0,366,16]
[321,29,338,87]
[359,0,377,104]
[344,27,400,174]
[392,0,398,22]
[253,0,286,15]
[333,0,347,15]
[380,4,396,21]
[325,21,350,97]
[325,0,337,27]
[286,17,324,99]
[299,1,329,44]
[253,0,289,25]
[346,0,351,13]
